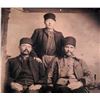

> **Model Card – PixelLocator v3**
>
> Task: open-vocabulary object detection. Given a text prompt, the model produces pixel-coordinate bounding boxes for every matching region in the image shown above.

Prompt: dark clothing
[45,31,56,55]
[13,90,39,93]
[6,55,46,93]
[31,28,64,93]
[31,28,64,58]
[16,58,34,85]
[52,85,89,93]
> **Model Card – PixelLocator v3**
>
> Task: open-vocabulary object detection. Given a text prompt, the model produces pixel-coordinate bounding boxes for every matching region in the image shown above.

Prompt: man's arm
[79,59,94,86]
[57,32,64,57]
[6,59,15,86]
[31,29,39,57]
[31,29,39,47]
[6,59,23,92]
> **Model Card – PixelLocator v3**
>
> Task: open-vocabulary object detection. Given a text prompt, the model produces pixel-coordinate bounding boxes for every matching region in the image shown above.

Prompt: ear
[44,20,46,24]
[18,45,20,49]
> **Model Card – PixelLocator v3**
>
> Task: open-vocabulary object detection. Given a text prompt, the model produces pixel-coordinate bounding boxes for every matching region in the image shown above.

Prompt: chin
[23,52,30,55]
[67,55,71,57]
[47,27,53,29]
[23,54,29,56]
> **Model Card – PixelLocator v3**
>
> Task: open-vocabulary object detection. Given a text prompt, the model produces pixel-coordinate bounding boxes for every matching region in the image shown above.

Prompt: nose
[24,46,28,50]
[48,22,51,25]
[67,47,71,51]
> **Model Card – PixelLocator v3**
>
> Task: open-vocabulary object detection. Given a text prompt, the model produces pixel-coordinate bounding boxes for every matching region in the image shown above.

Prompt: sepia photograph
[1,8,100,93]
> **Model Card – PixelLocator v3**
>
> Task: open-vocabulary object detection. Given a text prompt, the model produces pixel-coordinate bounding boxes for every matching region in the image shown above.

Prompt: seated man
[51,36,94,93]
[6,37,46,93]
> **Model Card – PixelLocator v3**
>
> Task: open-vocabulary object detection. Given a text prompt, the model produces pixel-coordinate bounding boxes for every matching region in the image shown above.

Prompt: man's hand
[57,78,69,86]
[34,57,42,63]
[29,84,42,91]
[67,81,83,90]
[11,82,23,92]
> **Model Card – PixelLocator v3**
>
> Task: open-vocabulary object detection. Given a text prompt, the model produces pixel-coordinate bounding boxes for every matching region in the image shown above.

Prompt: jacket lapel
[14,56,23,79]
[44,28,58,47]
[28,57,38,82]
[54,30,58,47]
[43,28,58,53]
[42,28,48,52]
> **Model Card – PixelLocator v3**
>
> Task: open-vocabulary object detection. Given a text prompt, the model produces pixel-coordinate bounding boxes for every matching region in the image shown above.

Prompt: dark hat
[44,13,56,21]
[64,36,76,47]
[20,37,33,46]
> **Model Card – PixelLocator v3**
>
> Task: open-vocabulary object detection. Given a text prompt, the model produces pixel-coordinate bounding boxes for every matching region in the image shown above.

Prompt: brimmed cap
[64,36,76,47]
[44,13,56,21]
[20,37,33,45]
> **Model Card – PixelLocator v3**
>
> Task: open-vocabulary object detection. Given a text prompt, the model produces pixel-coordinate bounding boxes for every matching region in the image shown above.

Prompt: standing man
[31,13,64,59]
[6,37,46,93]
[31,13,64,91]
[52,36,93,93]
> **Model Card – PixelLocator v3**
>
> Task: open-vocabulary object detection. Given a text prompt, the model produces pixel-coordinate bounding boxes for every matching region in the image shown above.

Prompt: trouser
[42,55,56,83]
[14,90,39,93]
[52,85,89,93]
[42,55,55,68]
[39,85,53,93]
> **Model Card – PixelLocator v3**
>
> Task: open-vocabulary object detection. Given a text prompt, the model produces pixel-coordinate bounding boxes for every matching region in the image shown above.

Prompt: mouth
[66,51,73,56]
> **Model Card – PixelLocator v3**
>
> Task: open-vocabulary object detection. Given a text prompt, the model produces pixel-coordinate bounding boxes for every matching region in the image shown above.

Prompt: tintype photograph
[1,8,100,93]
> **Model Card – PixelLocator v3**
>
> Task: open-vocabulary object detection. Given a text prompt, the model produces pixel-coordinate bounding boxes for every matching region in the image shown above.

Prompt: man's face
[64,44,75,57]
[44,19,55,29]
[19,43,32,55]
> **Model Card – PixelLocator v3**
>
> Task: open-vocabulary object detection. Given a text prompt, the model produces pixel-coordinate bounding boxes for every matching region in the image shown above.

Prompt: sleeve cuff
[79,78,86,86]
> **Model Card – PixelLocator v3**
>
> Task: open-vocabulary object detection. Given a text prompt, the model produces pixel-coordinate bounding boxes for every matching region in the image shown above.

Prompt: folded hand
[29,84,42,91]
[67,81,83,90]
[11,82,23,92]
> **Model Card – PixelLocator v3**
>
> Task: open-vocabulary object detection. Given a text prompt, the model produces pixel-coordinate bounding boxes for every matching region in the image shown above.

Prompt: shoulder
[54,57,64,65]
[7,56,20,67]
[73,57,80,62]
[32,28,45,37]
[54,30,63,35]
[73,57,87,65]
[73,57,85,63]
[34,28,45,33]
[31,28,45,38]
[54,30,64,39]
[8,56,19,63]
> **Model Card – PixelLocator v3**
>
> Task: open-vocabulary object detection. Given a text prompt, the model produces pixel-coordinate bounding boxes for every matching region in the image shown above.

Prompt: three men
[6,13,93,93]
[51,36,93,93]
[6,38,46,93]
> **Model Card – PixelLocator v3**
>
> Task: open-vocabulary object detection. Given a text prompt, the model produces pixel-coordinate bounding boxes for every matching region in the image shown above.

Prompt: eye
[70,47,73,48]
[65,46,69,48]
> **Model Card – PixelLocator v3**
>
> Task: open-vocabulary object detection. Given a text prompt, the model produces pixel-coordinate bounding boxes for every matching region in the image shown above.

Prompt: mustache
[65,51,73,56]
[22,49,30,53]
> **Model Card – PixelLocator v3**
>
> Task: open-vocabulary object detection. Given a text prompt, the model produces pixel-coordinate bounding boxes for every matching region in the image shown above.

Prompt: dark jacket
[6,55,46,92]
[31,28,64,58]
